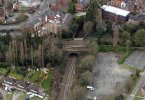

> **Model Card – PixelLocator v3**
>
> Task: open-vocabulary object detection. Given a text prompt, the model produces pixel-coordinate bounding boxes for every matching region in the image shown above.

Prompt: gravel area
[124,51,145,69]
[89,52,131,97]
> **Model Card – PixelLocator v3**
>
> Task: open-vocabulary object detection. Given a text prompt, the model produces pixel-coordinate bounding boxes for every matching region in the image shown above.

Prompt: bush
[79,71,93,86]
[99,45,114,52]
[99,45,126,52]
[79,55,96,72]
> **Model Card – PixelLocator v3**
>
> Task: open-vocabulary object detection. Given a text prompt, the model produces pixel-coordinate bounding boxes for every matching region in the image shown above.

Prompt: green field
[0,68,8,75]
[9,71,24,80]
[41,71,53,94]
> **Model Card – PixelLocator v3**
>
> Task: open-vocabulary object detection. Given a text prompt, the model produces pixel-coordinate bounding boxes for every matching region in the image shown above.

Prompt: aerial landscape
[0,0,145,100]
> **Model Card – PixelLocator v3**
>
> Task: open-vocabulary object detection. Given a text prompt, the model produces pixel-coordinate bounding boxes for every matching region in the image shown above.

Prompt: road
[58,57,76,100]
[0,88,6,100]
[128,71,145,100]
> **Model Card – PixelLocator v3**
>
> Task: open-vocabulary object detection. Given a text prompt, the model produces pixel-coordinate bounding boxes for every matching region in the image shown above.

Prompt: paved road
[58,57,76,100]
[0,88,6,100]
[128,71,145,100]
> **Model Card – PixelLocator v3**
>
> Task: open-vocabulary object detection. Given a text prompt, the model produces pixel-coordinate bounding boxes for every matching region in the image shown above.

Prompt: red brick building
[101,5,130,23]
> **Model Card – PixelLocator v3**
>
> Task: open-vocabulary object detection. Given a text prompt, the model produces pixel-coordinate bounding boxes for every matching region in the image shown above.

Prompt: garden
[0,66,53,100]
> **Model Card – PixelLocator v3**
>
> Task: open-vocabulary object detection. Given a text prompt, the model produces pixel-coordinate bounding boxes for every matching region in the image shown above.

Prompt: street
[58,57,76,100]
[128,71,145,100]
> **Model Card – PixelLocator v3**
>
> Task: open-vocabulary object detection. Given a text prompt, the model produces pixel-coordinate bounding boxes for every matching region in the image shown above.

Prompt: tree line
[0,33,63,68]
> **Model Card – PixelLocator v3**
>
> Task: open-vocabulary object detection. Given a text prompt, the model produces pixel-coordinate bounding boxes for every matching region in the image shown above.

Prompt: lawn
[135,91,142,100]
[9,71,24,80]
[41,71,53,94]
[31,70,41,83]
[0,68,8,75]
[6,93,13,100]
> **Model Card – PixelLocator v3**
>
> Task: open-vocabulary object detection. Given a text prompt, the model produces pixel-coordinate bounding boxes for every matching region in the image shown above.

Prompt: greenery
[85,0,98,21]
[83,21,94,36]
[134,29,145,46]
[118,51,132,64]
[41,71,53,94]
[99,45,126,52]
[0,68,9,75]
[9,70,24,80]
[31,70,41,83]
[88,39,99,55]
[79,71,93,86]
[71,85,87,100]
[68,2,76,14]
[79,55,96,72]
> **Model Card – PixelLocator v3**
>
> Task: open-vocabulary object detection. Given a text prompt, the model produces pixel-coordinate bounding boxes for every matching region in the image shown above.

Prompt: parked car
[87,86,95,91]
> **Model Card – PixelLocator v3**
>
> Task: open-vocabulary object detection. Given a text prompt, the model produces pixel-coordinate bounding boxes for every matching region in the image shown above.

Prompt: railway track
[58,56,76,100]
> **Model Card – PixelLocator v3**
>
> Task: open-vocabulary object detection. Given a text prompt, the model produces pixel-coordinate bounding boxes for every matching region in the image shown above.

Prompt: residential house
[2,77,16,91]
[28,84,45,99]
[75,0,90,12]
[50,3,58,11]
[2,77,46,99]
[14,81,29,92]
[12,1,19,11]
[22,9,73,35]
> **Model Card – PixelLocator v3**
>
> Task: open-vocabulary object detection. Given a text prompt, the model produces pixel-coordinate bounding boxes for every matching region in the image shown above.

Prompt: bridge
[62,40,89,57]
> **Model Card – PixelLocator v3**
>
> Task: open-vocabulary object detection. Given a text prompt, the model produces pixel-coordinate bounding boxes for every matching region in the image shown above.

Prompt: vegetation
[41,71,53,94]
[70,85,87,100]
[79,55,96,73]
[134,29,145,46]
[68,2,76,14]
[83,21,94,36]
[79,71,93,86]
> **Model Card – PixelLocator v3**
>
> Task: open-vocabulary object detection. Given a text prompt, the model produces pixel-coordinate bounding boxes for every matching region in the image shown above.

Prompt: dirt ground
[88,52,131,98]
[124,51,145,69]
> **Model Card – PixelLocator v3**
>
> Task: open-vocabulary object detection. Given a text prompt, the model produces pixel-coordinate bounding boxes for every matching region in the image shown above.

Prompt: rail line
[58,56,76,100]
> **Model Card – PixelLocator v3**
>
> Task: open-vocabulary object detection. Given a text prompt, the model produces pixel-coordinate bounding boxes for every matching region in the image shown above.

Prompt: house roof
[28,84,39,93]
[15,81,29,90]
[2,77,16,85]
[101,5,130,17]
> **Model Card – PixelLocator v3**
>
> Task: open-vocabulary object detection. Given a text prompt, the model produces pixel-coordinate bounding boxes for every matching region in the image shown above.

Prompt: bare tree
[31,45,34,67]
[113,26,119,47]
[83,21,94,36]
[20,41,24,65]
[24,39,28,63]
